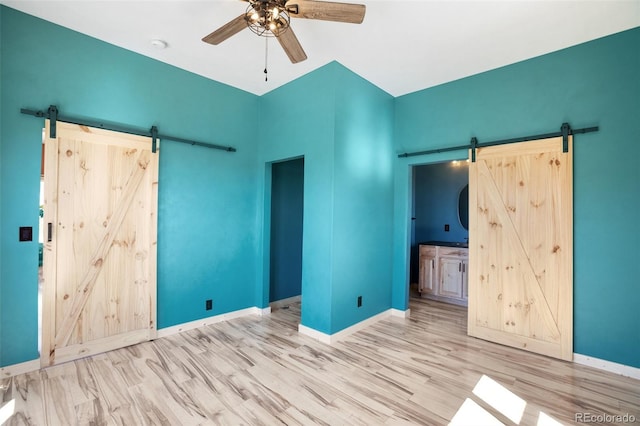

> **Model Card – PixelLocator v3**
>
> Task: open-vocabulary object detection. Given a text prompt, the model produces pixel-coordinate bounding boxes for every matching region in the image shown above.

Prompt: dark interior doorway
[270,157,304,303]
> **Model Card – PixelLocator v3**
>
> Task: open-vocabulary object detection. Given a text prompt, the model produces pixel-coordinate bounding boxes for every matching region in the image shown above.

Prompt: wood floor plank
[2,298,638,425]
[42,375,76,425]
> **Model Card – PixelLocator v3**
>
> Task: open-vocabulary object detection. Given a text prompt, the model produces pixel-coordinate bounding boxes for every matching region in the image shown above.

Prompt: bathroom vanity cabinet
[418,243,468,306]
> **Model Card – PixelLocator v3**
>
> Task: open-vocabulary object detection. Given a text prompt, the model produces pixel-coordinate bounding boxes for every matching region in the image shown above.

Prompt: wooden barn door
[41,120,159,367]
[468,136,573,361]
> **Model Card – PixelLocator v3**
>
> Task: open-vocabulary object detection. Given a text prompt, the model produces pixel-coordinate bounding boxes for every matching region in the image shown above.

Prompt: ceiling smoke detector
[150,39,168,49]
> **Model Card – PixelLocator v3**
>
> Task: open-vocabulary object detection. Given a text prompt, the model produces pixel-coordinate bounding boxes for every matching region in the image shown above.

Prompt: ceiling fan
[202,0,366,64]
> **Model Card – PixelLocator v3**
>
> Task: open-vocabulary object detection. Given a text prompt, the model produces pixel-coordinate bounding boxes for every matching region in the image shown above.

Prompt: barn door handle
[459,262,462,272]
[47,223,52,242]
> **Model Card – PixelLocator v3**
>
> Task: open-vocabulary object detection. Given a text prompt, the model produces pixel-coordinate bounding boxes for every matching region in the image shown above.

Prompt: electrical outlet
[205,299,212,310]
[19,226,33,242]
[357,296,362,307]
[444,224,450,232]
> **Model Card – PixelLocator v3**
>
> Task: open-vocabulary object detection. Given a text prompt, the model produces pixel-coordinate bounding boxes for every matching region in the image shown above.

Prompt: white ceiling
[2,0,639,96]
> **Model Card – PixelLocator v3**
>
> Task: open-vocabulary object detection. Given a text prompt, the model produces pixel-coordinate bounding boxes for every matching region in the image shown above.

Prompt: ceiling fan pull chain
[264,37,269,82]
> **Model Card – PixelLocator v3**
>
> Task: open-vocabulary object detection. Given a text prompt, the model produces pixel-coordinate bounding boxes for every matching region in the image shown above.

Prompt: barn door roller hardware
[21,105,237,154]
[398,123,598,161]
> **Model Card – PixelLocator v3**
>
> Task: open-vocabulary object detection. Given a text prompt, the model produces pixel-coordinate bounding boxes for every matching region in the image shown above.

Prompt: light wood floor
[1,298,638,425]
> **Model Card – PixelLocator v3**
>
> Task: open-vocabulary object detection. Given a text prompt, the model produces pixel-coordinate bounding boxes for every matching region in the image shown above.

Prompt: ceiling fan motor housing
[246,0,291,37]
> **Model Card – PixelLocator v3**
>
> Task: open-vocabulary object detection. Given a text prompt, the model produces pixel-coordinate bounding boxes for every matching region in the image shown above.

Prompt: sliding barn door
[468,136,573,360]
[42,120,159,367]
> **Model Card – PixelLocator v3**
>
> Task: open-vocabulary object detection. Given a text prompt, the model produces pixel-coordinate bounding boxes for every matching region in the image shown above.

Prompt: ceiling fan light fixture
[246,1,290,38]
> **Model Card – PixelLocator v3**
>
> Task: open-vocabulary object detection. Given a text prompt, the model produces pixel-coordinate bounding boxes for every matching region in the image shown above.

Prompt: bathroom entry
[269,157,304,303]
[410,160,469,296]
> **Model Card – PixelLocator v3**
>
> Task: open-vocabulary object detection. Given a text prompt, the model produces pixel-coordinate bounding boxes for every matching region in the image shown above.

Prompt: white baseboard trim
[1,359,40,379]
[391,308,410,318]
[157,306,265,339]
[573,353,640,380]
[298,324,332,344]
[255,306,271,316]
[298,309,394,344]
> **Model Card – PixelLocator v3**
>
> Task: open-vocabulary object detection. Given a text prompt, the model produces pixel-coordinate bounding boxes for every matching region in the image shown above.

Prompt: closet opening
[268,157,304,321]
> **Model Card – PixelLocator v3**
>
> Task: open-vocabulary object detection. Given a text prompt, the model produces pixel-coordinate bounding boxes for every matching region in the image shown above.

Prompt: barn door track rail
[397,122,598,161]
[21,105,237,153]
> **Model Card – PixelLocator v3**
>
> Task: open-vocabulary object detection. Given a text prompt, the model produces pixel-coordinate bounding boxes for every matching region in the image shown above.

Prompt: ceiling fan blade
[285,0,365,24]
[202,14,248,45]
[276,28,307,63]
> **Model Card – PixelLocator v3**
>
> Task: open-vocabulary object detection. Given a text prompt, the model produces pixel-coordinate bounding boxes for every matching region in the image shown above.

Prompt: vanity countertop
[420,241,468,248]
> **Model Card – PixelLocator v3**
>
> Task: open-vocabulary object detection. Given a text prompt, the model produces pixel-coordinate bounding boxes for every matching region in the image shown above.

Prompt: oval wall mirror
[458,184,469,230]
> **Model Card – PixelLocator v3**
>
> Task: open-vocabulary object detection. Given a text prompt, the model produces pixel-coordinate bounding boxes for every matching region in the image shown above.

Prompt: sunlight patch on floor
[449,398,503,425]
[450,374,566,426]
[538,411,565,425]
[473,375,526,423]
[0,399,16,424]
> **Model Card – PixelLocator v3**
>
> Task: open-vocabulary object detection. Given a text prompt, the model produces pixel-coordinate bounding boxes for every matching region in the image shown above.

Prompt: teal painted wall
[258,63,336,333]
[393,27,640,367]
[259,62,394,334]
[0,6,259,366]
[331,67,394,332]
[269,158,304,302]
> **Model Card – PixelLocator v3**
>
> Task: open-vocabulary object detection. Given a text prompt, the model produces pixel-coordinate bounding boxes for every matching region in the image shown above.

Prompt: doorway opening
[268,157,304,321]
[410,160,469,306]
